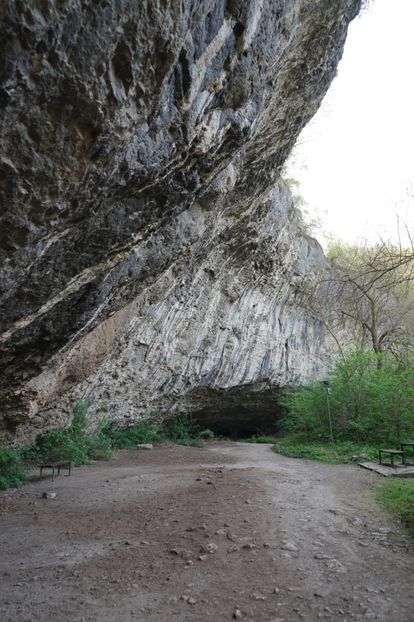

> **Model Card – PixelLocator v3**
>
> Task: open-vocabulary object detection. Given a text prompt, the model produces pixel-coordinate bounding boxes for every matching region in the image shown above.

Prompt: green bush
[280,350,414,446]
[280,383,329,440]
[103,419,167,449]
[1,408,211,493]
[190,438,205,448]
[37,427,89,466]
[20,443,42,464]
[36,400,112,465]
[84,433,113,460]
[164,414,196,445]
[104,414,211,448]
[0,448,26,490]
[198,429,215,440]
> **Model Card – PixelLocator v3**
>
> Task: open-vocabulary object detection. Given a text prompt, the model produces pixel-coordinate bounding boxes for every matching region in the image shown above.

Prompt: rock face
[0,0,360,442]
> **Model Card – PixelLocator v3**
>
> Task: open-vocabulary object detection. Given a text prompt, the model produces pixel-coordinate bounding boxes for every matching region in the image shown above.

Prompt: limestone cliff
[0,0,360,441]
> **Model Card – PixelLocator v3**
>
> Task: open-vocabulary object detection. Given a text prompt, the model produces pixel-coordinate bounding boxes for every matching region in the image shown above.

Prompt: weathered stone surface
[0,0,360,441]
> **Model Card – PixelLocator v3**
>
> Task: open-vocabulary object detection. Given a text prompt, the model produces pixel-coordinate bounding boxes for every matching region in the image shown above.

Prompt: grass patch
[272,436,378,464]
[377,480,414,532]
[241,435,279,444]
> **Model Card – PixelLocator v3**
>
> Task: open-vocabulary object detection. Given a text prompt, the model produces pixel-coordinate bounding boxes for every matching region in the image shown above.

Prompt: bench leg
[379,451,382,465]
[52,466,55,482]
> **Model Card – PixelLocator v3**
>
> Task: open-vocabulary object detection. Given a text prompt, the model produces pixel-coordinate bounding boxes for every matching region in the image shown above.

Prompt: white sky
[286,0,414,249]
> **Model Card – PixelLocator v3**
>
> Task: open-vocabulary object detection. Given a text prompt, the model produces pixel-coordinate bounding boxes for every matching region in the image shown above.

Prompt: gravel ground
[0,442,413,622]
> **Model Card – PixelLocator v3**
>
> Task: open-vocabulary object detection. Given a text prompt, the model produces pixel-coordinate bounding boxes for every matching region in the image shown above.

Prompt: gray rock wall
[0,0,360,441]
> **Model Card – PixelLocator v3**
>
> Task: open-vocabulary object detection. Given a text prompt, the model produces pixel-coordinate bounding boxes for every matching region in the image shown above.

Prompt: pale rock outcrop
[0,0,360,441]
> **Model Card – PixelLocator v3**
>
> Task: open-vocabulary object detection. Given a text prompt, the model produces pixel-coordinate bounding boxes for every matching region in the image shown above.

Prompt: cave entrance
[184,385,284,439]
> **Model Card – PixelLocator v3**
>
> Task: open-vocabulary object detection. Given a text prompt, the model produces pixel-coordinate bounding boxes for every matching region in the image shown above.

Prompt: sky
[286,0,414,249]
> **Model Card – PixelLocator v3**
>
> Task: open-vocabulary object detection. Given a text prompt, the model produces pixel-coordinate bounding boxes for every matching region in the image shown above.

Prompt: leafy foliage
[36,400,112,466]
[103,414,215,448]
[189,438,205,448]
[0,448,26,490]
[102,419,167,449]
[281,350,414,445]
[163,414,199,446]
[197,428,215,440]
[0,408,216,491]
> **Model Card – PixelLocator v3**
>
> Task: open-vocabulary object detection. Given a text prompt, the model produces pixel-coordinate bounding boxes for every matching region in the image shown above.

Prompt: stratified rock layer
[0,0,360,441]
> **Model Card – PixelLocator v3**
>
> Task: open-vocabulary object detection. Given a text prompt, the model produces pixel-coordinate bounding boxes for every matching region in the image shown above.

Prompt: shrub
[0,448,26,490]
[190,438,205,448]
[280,350,414,446]
[280,383,329,440]
[198,429,215,440]
[103,419,167,449]
[104,415,211,448]
[37,428,89,465]
[85,433,113,460]
[2,408,210,493]
[164,414,196,445]
[37,418,89,466]
[36,400,112,465]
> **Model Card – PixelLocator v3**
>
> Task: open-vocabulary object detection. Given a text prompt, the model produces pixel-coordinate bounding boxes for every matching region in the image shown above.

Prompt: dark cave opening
[185,385,285,439]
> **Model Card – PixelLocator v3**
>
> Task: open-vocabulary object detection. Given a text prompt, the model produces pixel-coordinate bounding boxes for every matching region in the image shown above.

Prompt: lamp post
[321,380,334,445]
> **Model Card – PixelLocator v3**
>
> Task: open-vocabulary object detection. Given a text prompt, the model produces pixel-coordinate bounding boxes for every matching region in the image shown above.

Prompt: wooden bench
[378,449,406,467]
[39,461,71,481]
[400,441,414,453]
[400,442,414,465]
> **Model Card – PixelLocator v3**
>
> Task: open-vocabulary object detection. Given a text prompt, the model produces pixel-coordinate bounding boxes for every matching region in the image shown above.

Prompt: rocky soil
[0,443,412,621]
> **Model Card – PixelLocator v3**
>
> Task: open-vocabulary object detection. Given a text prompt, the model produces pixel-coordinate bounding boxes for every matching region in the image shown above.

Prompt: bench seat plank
[378,448,406,467]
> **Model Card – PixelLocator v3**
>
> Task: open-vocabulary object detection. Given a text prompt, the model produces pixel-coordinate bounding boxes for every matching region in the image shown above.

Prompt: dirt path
[0,442,413,622]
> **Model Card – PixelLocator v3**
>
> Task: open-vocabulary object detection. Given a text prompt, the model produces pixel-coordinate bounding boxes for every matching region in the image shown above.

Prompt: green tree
[281,350,414,445]
[296,238,414,363]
